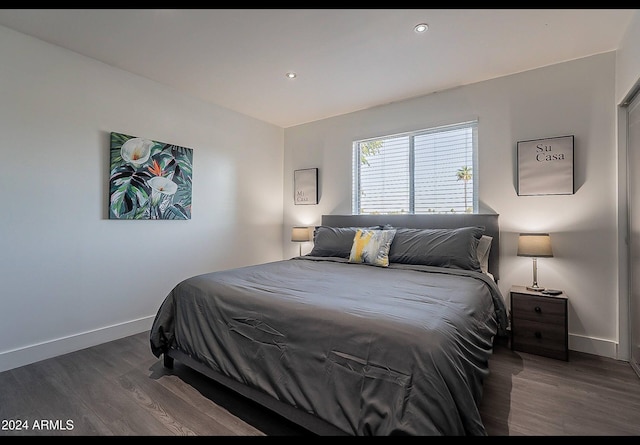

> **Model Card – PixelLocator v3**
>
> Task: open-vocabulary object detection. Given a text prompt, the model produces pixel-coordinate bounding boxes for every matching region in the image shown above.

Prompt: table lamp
[291,226,310,256]
[517,233,553,291]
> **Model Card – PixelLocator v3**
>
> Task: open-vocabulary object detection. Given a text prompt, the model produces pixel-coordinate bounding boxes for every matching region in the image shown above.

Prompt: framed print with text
[517,135,574,196]
[294,168,318,205]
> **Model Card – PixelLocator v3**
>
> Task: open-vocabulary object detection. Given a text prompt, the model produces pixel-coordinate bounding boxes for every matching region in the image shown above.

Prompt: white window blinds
[352,120,477,215]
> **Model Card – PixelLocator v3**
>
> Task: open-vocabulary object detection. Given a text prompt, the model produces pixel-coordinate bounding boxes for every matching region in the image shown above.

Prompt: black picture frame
[517,135,574,196]
[294,168,318,205]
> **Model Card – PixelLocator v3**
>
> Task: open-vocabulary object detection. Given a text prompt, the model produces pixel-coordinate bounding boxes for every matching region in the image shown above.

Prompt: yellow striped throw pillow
[348,228,397,267]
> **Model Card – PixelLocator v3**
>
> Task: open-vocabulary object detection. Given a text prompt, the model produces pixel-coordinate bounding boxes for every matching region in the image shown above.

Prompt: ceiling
[0,9,636,128]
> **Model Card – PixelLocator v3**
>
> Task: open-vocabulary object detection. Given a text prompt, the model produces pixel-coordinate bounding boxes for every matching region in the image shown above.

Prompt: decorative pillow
[348,228,397,267]
[388,226,484,271]
[476,235,493,274]
[308,225,390,258]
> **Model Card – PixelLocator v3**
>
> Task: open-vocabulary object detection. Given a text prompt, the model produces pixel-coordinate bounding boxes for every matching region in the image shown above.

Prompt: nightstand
[509,285,569,361]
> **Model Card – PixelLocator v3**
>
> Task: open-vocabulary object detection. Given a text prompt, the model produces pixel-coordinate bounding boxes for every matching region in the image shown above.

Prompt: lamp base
[526,285,545,291]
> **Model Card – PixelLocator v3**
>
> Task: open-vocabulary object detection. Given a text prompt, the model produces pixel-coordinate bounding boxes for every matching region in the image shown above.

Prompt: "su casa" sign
[517,135,574,196]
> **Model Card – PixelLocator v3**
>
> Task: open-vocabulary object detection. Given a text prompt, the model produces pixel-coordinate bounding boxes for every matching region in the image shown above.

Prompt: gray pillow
[308,225,389,258]
[388,226,485,271]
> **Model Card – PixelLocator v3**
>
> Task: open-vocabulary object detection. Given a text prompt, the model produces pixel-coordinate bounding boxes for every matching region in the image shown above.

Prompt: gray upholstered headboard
[321,214,500,281]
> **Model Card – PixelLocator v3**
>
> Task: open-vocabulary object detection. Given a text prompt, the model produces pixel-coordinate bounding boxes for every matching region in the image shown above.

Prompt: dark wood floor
[0,331,639,436]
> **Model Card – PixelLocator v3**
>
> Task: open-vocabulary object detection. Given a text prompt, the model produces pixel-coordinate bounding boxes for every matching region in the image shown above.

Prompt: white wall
[0,26,284,372]
[616,11,640,105]
[284,52,620,358]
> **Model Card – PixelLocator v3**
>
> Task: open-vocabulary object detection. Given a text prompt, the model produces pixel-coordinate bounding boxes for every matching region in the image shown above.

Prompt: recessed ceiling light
[414,23,429,33]
[286,72,297,79]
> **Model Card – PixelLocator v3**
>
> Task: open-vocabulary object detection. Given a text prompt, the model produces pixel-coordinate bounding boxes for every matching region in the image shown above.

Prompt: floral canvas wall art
[109,132,193,219]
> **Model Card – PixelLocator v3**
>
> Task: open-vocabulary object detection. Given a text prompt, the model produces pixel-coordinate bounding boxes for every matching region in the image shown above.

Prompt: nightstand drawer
[511,293,565,325]
[511,320,567,360]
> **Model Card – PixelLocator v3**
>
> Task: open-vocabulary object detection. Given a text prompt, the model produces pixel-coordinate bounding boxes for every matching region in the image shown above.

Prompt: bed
[149,214,508,436]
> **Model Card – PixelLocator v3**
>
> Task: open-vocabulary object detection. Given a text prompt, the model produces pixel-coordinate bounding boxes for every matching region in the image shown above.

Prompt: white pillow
[476,235,493,275]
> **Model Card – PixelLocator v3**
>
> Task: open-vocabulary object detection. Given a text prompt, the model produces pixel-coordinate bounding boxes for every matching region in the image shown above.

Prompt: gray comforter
[150,256,508,436]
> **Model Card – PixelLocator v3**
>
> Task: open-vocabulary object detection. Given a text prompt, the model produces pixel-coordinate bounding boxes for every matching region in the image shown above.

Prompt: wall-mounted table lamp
[517,233,553,291]
[291,226,310,256]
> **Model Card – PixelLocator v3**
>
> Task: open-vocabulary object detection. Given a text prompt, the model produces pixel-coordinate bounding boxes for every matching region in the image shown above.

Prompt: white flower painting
[109,132,193,219]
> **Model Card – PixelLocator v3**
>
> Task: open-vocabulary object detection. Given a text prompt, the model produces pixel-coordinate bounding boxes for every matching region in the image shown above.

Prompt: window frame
[352,120,478,215]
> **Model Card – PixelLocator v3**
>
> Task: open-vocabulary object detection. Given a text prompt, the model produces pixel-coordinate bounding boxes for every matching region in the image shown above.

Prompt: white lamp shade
[517,233,553,257]
[291,226,310,242]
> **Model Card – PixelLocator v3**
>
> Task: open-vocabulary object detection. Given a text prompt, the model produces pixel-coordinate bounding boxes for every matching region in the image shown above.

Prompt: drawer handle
[534,306,542,313]
[534,331,542,339]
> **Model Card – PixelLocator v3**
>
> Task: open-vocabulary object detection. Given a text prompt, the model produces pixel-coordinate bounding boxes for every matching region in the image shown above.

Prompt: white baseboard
[0,316,155,373]
[569,332,621,360]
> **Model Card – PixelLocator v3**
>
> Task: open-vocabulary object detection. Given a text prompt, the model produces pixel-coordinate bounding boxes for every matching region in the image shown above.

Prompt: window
[352,120,477,215]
